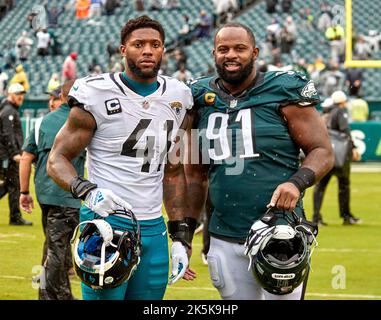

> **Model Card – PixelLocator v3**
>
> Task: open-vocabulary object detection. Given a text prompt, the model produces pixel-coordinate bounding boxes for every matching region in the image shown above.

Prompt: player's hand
[267,182,300,211]
[352,149,361,161]
[168,241,189,285]
[19,194,34,214]
[13,154,21,163]
[84,188,132,218]
[182,267,197,281]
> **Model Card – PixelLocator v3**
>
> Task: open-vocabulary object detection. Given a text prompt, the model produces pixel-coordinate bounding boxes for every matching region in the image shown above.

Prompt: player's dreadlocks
[120,15,165,45]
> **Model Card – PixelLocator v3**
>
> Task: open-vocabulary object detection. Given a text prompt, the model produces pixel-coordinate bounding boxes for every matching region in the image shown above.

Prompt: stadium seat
[1,0,380,101]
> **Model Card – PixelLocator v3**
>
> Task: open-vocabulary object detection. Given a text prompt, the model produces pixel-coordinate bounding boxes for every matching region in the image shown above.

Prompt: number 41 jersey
[68,73,193,220]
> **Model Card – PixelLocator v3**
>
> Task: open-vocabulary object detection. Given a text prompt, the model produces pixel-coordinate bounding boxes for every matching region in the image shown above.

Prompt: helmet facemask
[245,208,318,295]
[71,209,141,289]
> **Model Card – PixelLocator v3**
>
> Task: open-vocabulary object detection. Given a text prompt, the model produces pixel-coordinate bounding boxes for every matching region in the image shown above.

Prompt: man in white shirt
[36,28,50,56]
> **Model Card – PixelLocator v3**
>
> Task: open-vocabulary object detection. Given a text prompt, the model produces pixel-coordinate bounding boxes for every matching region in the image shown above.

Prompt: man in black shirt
[313,90,361,225]
[0,83,32,225]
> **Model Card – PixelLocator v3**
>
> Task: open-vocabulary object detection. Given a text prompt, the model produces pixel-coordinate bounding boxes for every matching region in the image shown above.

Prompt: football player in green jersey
[185,22,334,300]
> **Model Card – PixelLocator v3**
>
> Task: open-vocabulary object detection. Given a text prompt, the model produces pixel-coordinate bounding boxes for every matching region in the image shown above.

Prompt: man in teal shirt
[19,82,86,299]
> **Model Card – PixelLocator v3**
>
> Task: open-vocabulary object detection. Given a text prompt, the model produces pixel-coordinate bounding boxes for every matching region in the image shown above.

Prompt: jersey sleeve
[281,72,321,107]
[22,128,38,156]
[67,77,89,109]
[187,77,209,111]
[183,84,194,110]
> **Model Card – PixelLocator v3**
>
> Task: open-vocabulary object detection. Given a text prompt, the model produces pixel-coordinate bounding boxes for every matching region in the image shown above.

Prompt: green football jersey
[23,104,86,208]
[190,70,320,242]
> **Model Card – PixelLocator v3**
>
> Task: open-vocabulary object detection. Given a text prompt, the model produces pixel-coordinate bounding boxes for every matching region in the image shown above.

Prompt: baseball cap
[321,97,333,108]
[331,90,347,104]
[8,83,27,94]
[45,87,62,98]
[70,52,78,60]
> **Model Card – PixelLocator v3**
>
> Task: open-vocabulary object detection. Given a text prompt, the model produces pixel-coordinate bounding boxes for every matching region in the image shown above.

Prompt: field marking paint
[306,293,381,299]
[166,287,381,299]
[318,248,381,253]
[1,276,380,299]
[166,286,217,292]
[0,233,35,239]
[0,275,26,280]
[351,167,381,173]
[192,243,381,252]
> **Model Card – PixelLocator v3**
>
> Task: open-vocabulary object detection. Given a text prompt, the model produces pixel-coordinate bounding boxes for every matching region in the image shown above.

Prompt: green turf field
[0,169,380,300]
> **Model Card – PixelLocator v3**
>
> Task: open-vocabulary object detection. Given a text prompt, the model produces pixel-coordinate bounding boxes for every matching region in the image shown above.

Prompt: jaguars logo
[170,101,183,115]
[204,92,216,105]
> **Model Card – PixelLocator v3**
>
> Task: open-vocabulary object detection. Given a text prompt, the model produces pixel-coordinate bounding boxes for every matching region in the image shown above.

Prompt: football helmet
[244,208,318,295]
[71,208,141,289]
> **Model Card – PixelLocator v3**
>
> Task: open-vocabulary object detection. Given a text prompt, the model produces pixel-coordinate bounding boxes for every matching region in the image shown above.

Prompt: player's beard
[216,58,254,85]
[127,57,162,79]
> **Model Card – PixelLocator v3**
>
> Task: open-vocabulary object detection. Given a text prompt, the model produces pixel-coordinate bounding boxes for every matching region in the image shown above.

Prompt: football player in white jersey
[47,16,197,300]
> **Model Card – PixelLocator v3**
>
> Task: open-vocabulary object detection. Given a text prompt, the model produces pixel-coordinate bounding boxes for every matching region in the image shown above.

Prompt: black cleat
[10,217,33,226]
[343,216,361,225]
[313,216,328,227]
[317,218,328,226]
[348,214,362,223]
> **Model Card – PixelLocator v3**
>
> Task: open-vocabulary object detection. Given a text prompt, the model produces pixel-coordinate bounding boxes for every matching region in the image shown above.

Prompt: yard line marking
[0,275,26,280]
[166,286,381,299]
[192,243,381,252]
[306,293,381,299]
[166,286,216,291]
[351,167,381,173]
[0,233,35,239]
[1,277,380,300]
[317,248,381,253]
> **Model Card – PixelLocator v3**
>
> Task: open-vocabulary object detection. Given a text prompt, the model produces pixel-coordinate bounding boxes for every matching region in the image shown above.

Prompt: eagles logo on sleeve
[300,80,317,99]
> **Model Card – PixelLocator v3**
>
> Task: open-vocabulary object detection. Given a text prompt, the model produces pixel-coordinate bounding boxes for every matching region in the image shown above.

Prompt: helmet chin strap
[295,225,319,259]
[99,242,107,287]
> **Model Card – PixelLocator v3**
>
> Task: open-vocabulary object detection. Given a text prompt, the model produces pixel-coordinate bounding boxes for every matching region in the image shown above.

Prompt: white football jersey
[68,73,193,220]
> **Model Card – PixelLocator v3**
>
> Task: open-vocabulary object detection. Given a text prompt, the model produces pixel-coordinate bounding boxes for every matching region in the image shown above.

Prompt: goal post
[344,0,381,68]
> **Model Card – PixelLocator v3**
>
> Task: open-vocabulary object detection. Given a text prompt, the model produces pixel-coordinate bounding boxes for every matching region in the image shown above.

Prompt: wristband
[20,191,30,195]
[287,167,316,193]
[70,176,97,200]
[167,217,197,249]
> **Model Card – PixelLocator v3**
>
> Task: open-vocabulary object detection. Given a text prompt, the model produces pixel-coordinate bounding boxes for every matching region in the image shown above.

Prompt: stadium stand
[0,0,380,102]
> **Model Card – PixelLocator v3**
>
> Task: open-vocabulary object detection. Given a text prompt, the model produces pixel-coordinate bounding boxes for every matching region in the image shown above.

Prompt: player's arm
[269,105,334,210]
[19,151,36,213]
[48,106,131,216]
[164,112,199,284]
[184,109,209,225]
[47,106,95,190]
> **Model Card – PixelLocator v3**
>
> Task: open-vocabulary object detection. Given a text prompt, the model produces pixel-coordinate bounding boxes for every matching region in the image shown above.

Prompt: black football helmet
[71,208,141,289]
[244,208,318,295]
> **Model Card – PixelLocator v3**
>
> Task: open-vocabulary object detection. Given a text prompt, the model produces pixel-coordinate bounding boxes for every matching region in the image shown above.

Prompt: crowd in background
[0,0,379,123]
[0,0,376,301]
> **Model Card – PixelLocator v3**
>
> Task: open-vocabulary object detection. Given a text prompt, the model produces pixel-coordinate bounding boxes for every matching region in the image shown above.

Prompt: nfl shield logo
[142,100,150,109]
[230,99,237,108]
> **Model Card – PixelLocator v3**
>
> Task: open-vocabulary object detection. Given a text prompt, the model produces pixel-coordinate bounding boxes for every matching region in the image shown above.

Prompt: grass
[0,170,380,300]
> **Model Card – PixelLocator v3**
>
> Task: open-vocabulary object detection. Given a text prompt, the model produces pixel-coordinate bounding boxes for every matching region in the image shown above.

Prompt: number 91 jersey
[190,71,320,241]
[68,73,193,220]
